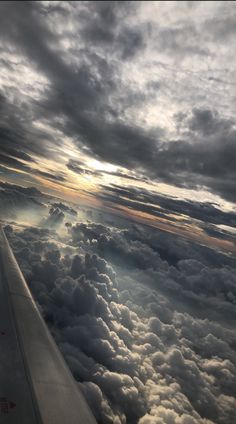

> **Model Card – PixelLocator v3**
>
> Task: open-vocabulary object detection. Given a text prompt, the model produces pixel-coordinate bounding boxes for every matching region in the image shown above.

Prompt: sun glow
[87,159,117,173]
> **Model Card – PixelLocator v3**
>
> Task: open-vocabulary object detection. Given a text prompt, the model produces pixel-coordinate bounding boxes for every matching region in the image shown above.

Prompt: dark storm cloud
[0,91,39,162]
[80,1,144,59]
[0,0,118,115]
[64,107,236,202]
[0,90,60,160]
[0,1,235,201]
[31,93,236,203]
[0,1,127,162]
[0,1,69,81]
[188,108,233,136]
[44,95,159,176]
[0,88,67,182]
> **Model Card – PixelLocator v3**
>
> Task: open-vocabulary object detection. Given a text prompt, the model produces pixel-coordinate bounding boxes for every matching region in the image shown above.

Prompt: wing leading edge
[0,227,97,424]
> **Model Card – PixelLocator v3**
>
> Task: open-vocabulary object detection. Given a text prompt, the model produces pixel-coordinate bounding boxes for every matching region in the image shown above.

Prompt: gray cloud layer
[95,183,236,228]
[0,1,236,202]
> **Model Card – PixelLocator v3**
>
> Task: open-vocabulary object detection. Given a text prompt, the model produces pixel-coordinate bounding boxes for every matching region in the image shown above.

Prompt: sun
[87,159,118,173]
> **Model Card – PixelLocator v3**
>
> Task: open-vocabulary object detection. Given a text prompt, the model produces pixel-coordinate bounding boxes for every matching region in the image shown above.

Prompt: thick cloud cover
[5,215,236,424]
[0,1,236,201]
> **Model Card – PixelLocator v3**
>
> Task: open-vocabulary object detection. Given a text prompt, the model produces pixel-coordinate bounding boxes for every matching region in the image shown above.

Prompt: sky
[0,0,236,253]
[0,2,236,423]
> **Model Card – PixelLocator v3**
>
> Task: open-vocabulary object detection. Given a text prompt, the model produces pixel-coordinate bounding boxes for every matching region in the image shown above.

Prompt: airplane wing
[0,227,97,423]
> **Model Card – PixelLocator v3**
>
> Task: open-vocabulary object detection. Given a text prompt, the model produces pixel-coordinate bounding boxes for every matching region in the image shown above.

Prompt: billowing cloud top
[4,214,236,424]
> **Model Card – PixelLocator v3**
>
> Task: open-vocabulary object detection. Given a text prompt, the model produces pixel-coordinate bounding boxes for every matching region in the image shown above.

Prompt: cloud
[188,109,233,136]
[0,152,31,172]
[5,215,236,424]
[0,90,57,161]
[0,181,46,220]
[36,170,66,182]
[0,181,44,198]
[71,220,236,270]
[203,12,236,42]
[67,159,101,177]
[97,183,236,228]
[80,1,144,60]
[0,2,236,421]
[67,159,148,183]
[52,202,77,217]
[0,144,36,163]
[0,2,236,202]
[42,206,65,229]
